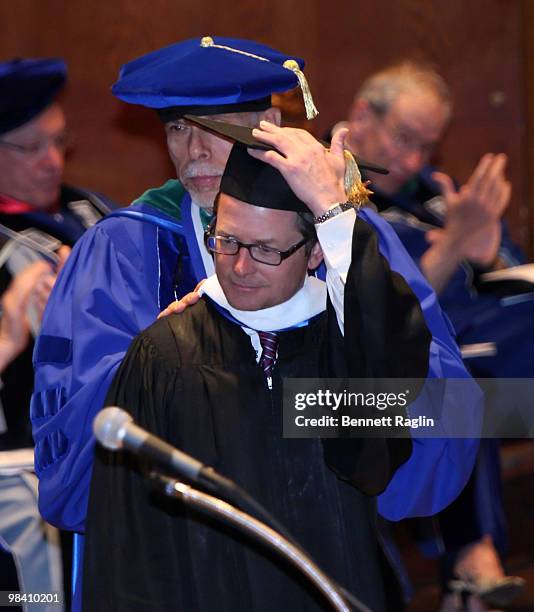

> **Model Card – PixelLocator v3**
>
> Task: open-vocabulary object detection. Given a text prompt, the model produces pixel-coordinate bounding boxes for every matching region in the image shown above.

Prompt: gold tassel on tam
[282,59,319,120]
[343,150,373,208]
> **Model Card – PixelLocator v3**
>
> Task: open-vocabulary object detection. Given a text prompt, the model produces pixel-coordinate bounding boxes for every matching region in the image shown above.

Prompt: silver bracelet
[313,202,354,225]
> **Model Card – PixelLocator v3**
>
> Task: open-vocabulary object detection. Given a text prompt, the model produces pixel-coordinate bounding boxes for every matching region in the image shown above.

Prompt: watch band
[313,201,354,224]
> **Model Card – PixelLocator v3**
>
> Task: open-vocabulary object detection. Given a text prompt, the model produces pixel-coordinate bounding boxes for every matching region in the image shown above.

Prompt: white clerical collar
[191,199,215,277]
[199,274,327,332]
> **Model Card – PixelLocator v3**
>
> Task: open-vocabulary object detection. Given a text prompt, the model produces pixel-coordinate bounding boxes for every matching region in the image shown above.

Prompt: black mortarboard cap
[184,114,387,213]
[222,141,309,212]
[185,114,389,174]
[184,115,308,212]
[0,58,67,135]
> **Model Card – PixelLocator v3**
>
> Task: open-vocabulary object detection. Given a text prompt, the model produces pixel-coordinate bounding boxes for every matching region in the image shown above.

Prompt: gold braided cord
[200,36,269,62]
[199,37,319,120]
[343,150,373,208]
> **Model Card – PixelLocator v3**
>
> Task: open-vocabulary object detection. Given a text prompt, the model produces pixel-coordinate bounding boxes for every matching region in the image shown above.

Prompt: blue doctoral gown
[370,166,531,557]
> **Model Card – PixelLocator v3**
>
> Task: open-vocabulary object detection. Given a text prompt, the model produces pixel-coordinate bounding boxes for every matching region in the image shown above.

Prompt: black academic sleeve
[322,215,431,495]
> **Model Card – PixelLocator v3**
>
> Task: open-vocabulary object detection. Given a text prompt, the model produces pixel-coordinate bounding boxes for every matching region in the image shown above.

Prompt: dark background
[2,1,534,256]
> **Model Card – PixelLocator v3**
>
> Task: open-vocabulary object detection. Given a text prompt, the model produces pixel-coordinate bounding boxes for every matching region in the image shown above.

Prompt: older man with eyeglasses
[0,57,117,610]
[0,59,116,454]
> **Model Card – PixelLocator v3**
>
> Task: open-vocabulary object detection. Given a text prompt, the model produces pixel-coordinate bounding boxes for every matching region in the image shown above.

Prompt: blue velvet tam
[0,58,67,135]
[112,36,318,120]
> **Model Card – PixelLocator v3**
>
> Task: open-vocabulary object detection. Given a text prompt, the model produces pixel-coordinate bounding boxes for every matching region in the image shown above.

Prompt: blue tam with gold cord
[0,58,67,135]
[111,35,318,120]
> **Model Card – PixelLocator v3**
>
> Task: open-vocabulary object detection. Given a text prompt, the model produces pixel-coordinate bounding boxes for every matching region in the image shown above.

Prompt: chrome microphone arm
[152,473,364,612]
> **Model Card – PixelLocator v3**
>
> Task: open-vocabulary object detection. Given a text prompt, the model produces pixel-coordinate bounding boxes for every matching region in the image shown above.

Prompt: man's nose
[41,141,65,172]
[402,148,425,174]
[232,247,256,276]
[188,127,210,161]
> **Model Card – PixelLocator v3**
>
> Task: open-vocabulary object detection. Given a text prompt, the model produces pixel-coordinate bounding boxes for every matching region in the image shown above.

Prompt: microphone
[93,407,298,550]
[93,406,204,482]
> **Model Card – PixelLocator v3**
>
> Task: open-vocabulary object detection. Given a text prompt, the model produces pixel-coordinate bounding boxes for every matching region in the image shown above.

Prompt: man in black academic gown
[82,121,470,611]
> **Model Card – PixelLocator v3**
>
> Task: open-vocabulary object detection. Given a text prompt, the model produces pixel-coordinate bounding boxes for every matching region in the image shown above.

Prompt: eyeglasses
[382,125,435,158]
[206,235,309,266]
[0,132,70,159]
[370,107,436,158]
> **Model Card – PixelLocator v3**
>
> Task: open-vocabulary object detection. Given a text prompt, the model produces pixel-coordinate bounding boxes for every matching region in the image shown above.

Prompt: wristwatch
[313,201,354,225]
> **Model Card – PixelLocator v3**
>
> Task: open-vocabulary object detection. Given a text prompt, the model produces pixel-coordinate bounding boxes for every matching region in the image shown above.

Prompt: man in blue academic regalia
[32,38,479,545]
[342,60,527,609]
[32,37,319,535]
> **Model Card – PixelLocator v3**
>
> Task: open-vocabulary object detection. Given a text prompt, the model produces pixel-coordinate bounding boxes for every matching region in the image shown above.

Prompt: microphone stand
[151,472,367,612]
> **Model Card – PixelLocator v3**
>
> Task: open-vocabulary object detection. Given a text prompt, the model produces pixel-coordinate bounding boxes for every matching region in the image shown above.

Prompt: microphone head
[93,406,133,450]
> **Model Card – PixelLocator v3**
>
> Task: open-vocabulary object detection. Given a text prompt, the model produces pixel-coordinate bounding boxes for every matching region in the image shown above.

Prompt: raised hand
[248,121,347,216]
[421,153,512,293]
[430,153,511,265]
[0,260,54,372]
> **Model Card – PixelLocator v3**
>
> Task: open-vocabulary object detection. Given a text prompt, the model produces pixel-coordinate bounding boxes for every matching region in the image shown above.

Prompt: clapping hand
[427,153,511,266]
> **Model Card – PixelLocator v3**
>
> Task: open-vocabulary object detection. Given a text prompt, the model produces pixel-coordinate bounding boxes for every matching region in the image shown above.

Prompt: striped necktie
[258,331,278,377]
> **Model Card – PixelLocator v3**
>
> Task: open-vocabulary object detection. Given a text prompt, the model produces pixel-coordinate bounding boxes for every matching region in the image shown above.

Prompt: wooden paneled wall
[1,1,531,253]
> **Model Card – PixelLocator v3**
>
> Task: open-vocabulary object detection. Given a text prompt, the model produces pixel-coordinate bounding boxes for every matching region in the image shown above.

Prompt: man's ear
[307,241,324,271]
[262,106,282,126]
[346,98,377,152]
